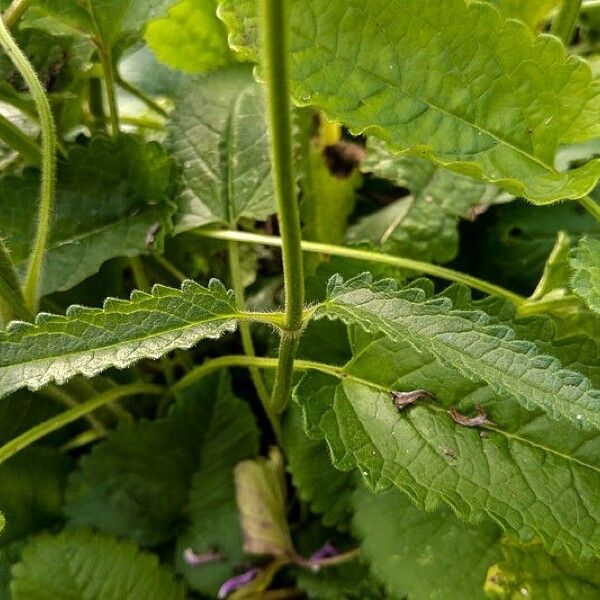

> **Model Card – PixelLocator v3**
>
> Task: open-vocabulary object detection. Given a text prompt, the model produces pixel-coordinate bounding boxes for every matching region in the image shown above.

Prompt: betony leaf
[11,529,185,600]
[145,0,234,74]
[353,487,502,599]
[219,0,600,203]
[474,0,560,29]
[316,274,600,429]
[0,134,175,296]
[571,237,600,315]
[0,279,239,398]
[167,66,274,232]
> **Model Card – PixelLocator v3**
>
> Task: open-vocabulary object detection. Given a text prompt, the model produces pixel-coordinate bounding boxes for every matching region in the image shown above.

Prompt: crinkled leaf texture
[219,0,600,203]
[351,138,510,263]
[0,134,174,296]
[0,279,239,398]
[294,279,600,559]
[65,372,258,596]
[11,529,185,600]
[316,274,600,429]
[353,487,502,599]
[476,0,559,29]
[167,66,274,232]
[571,237,600,315]
[146,0,233,73]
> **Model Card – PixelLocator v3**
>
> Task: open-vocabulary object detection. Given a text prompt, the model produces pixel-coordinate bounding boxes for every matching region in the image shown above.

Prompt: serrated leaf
[317,274,600,429]
[146,0,233,74]
[529,231,572,302]
[353,487,502,599]
[571,237,600,314]
[168,66,274,232]
[0,279,239,398]
[11,529,185,600]
[474,0,559,29]
[219,0,600,203]
[0,134,174,296]
[0,448,69,546]
[295,286,600,559]
[174,374,259,596]
[283,403,354,529]
[234,447,295,558]
[485,541,600,599]
[350,139,510,263]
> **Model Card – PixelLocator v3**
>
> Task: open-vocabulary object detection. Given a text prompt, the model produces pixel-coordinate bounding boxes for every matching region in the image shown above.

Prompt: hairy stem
[0,15,57,311]
[194,229,527,306]
[578,195,600,224]
[228,240,273,412]
[552,0,583,43]
[0,383,163,465]
[0,112,41,164]
[117,75,168,118]
[2,0,33,28]
[261,0,305,415]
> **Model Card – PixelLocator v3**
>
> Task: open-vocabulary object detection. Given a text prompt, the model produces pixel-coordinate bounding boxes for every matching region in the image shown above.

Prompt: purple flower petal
[218,568,259,599]
[183,547,224,567]
[309,542,339,563]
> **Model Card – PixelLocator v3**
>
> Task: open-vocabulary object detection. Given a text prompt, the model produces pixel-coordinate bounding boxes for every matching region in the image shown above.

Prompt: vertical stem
[0,15,56,312]
[88,76,106,132]
[578,195,600,224]
[260,0,305,415]
[552,0,583,43]
[98,44,119,135]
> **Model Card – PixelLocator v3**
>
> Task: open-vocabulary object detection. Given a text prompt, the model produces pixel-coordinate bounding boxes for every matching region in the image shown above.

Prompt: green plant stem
[228,240,273,413]
[0,16,57,312]
[260,0,305,416]
[581,0,600,11]
[88,76,106,132]
[518,294,581,316]
[97,45,119,135]
[0,383,163,465]
[0,238,32,321]
[41,384,106,435]
[2,0,33,29]
[578,195,600,224]
[116,75,168,118]
[552,0,583,43]
[152,254,187,283]
[194,229,527,307]
[0,112,41,164]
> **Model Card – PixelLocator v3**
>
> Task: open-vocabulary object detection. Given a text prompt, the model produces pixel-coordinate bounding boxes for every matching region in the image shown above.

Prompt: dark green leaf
[571,237,600,314]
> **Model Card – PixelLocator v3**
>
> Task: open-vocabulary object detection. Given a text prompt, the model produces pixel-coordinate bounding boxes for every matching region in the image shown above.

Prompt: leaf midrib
[289,22,556,174]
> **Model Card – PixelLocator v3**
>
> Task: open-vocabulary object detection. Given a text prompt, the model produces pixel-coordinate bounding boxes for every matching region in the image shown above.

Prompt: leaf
[146,0,233,74]
[484,541,600,598]
[11,529,185,600]
[283,403,354,529]
[219,0,600,203]
[316,274,600,429]
[0,239,28,323]
[174,374,259,596]
[294,291,600,559]
[474,0,559,29]
[0,134,174,296]
[529,231,573,302]
[66,372,257,554]
[350,139,510,263]
[167,66,274,232]
[0,279,239,399]
[571,237,600,314]
[234,447,295,558]
[0,448,69,546]
[353,487,502,599]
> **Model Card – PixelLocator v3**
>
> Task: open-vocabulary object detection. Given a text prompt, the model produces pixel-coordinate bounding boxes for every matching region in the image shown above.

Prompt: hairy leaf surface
[353,487,502,599]
[0,279,239,398]
[316,274,600,429]
[571,237,600,315]
[146,0,233,73]
[219,0,600,203]
[0,134,174,296]
[11,529,185,600]
[295,284,600,559]
[167,66,273,232]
